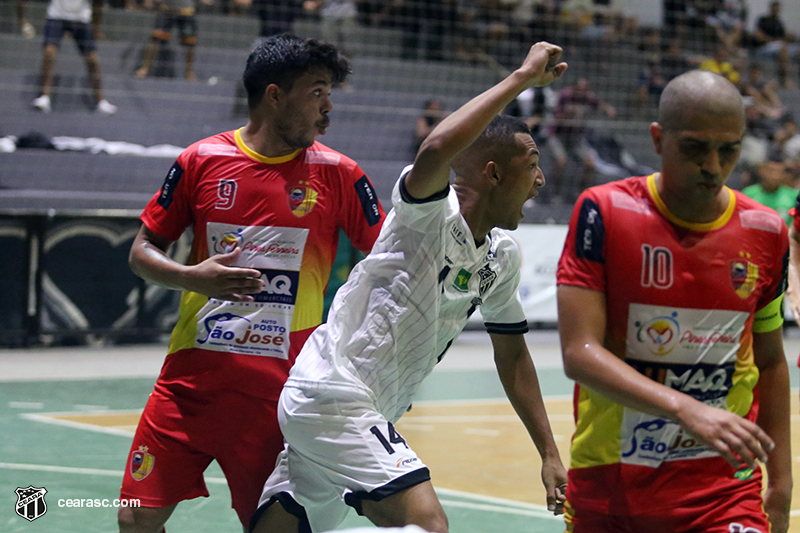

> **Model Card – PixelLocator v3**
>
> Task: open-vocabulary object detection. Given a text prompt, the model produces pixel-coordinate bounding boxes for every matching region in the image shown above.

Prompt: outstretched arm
[491,333,567,514]
[405,42,567,200]
[558,284,774,469]
[129,225,264,301]
[787,225,800,319]
[753,327,792,533]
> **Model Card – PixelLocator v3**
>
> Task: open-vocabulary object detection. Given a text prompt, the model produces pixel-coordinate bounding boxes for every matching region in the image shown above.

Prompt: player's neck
[455,186,489,246]
[656,181,730,224]
[240,121,303,158]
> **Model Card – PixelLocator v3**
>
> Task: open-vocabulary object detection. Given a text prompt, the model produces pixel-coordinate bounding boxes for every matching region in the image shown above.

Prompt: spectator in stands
[135,0,217,81]
[17,0,36,38]
[704,0,745,54]
[699,44,739,85]
[413,98,447,153]
[28,0,117,114]
[741,63,784,120]
[742,152,796,226]
[509,85,557,140]
[660,39,690,81]
[753,1,797,88]
[635,54,666,110]
[253,0,301,38]
[549,77,616,200]
[303,0,357,52]
[776,115,800,163]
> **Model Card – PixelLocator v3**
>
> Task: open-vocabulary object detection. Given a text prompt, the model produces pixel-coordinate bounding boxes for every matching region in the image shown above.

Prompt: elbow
[561,346,585,382]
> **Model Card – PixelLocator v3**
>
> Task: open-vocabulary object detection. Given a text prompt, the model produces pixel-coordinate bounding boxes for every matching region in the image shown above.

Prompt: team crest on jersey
[730,259,758,299]
[288,186,319,217]
[477,264,497,295]
[453,269,472,293]
[130,446,155,481]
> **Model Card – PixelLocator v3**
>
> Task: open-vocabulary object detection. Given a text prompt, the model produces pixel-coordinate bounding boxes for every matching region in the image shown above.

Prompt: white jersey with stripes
[285,167,528,423]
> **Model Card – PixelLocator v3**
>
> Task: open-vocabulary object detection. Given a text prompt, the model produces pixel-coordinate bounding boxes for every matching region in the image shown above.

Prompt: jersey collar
[235,128,303,164]
[646,173,735,232]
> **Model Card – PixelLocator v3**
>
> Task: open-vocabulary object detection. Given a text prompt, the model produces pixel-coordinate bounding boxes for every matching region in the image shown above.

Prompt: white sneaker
[96,99,117,115]
[32,94,51,113]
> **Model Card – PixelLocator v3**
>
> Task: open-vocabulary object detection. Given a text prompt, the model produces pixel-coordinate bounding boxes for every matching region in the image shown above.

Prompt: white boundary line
[0,462,559,518]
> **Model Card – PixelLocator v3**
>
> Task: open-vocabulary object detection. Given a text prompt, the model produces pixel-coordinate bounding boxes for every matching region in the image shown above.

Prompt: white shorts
[253,385,430,533]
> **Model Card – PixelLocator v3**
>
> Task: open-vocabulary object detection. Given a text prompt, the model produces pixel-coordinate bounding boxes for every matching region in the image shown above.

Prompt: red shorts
[119,385,283,527]
[564,489,770,533]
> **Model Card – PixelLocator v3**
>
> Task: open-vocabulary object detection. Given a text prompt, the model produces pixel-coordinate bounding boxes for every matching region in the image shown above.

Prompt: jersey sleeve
[753,220,789,333]
[140,150,196,242]
[338,163,386,253]
[481,240,528,334]
[390,165,451,230]
[557,189,608,291]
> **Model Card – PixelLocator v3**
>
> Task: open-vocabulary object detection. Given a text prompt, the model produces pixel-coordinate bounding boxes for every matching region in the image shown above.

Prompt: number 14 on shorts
[370,422,408,454]
[730,524,762,533]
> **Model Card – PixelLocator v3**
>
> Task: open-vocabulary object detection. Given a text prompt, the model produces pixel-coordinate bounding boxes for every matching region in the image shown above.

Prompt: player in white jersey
[251,41,569,533]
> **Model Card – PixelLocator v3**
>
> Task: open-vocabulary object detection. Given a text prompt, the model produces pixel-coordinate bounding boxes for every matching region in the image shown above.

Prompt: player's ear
[650,122,663,155]
[264,84,282,108]
[484,161,500,185]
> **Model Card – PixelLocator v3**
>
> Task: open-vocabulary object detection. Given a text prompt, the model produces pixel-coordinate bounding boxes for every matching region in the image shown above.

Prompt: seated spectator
[741,152,796,226]
[776,115,800,163]
[303,0,358,51]
[699,44,739,85]
[506,84,558,139]
[413,99,447,153]
[635,54,666,110]
[135,0,216,81]
[253,0,301,40]
[660,39,690,81]
[752,0,797,87]
[741,63,784,120]
[704,0,746,54]
[548,77,616,200]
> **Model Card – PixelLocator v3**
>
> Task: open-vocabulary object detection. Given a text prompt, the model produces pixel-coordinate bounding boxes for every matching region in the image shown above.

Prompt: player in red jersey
[557,70,791,533]
[117,34,386,533]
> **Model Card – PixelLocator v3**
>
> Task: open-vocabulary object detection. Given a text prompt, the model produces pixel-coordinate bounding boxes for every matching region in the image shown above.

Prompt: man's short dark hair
[243,33,352,110]
[451,115,532,177]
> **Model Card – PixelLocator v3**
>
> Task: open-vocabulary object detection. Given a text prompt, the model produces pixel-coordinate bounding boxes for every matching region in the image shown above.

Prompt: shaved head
[658,70,744,132]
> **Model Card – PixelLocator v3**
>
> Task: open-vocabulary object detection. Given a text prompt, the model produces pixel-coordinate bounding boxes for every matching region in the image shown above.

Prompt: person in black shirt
[752,1,797,87]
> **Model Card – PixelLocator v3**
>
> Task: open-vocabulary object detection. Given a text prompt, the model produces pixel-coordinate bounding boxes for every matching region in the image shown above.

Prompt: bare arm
[753,328,792,533]
[558,284,773,469]
[787,225,800,319]
[129,225,264,301]
[405,41,567,200]
[491,332,567,514]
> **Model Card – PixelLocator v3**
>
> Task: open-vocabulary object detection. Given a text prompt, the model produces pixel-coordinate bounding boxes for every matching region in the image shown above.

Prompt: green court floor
[0,359,573,533]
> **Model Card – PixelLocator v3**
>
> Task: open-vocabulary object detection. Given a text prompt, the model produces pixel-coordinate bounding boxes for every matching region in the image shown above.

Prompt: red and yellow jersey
[557,174,788,514]
[141,129,385,399]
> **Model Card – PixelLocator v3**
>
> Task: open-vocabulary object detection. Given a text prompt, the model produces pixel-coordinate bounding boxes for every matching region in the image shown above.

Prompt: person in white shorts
[250,41,570,533]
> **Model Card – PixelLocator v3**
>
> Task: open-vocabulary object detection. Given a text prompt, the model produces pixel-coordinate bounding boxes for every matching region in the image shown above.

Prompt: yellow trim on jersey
[570,386,623,469]
[752,294,785,333]
[235,128,302,164]
[647,173,736,232]
[167,291,208,354]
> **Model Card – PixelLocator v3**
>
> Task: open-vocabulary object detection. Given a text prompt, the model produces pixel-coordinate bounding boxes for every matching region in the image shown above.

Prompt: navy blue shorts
[43,19,97,55]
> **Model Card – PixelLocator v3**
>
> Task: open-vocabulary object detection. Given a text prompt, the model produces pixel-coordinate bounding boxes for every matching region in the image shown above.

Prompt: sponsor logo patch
[156,161,184,210]
[635,312,680,356]
[453,269,472,293]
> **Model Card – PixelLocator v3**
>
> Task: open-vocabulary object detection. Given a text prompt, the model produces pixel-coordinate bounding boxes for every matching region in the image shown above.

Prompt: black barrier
[0,213,360,346]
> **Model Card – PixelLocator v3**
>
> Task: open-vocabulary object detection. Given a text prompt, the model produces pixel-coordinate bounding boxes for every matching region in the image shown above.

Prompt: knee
[118,506,168,533]
[414,505,448,533]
